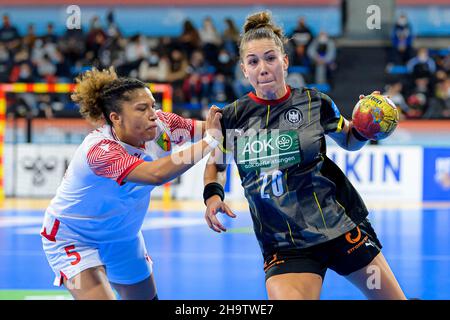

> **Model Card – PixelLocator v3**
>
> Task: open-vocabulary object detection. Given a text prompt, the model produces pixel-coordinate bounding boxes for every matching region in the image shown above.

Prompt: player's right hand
[205,105,223,142]
[204,195,236,233]
[358,90,381,100]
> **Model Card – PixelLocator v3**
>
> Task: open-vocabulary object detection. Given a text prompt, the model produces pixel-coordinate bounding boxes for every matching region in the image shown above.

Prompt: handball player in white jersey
[40,67,222,300]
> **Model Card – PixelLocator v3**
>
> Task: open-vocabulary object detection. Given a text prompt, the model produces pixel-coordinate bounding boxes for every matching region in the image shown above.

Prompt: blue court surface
[1,201,449,300]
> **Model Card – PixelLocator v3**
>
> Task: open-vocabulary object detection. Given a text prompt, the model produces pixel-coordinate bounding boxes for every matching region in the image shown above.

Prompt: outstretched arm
[324,92,383,151]
[127,107,221,185]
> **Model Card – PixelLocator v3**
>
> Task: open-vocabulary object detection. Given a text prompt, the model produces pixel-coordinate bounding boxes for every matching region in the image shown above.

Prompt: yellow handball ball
[352,94,400,140]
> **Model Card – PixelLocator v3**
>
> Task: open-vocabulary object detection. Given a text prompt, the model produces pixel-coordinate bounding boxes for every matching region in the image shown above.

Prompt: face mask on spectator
[418,53,428,62]
[397,17,407,27]
[35,39,43,48]
[149,54,159,65]
[318,35,328,44]
[218,53,230,64]
[20,65,30,78]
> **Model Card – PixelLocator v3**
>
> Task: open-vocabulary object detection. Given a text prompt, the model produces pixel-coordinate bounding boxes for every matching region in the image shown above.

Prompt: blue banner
[398,6,450,36]
[423,148,450,201]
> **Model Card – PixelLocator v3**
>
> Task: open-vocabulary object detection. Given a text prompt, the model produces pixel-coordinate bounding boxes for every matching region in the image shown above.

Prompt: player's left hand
[205,197,236,233]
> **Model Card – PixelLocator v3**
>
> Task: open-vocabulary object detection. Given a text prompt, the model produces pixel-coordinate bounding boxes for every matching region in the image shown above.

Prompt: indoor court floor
[1,199,449,300]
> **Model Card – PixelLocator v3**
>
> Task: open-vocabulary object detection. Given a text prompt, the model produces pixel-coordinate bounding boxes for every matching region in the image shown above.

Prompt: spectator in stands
[0,42,11,82]
[62,27,86,66]
[36,53,57,82]
[407,48,436,79]
[390,14,413,65]
[288,40,311,70]
[442,51,450,72]
[44,22,59,44]
[405,77,432,118]
[423,75,450,119]
[138,50,170,83]
[125,35,149,63]
[290,17,313,51]
[106,10,121,38]
[200,17,222,66]
[53,49,71,81]
[167,48,189,83]
[286,17,313,82]
[222,18,240,59]
[86,16,108,63]
[23,24,37,49]
[183,49,214,105]
[383,80,410,118]
[120,34,149,76]
[0,14,20,50]
[98,33,125,68]
[12,62,36,83]
[212,48,236,103]
[166,48,189,104]
[178,19,201,58]
[307,31,336,84]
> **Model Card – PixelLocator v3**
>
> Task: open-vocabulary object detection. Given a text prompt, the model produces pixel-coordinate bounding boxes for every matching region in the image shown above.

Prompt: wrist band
[204,132,220,148]
[351,126,369,142]
[203,182,225,205]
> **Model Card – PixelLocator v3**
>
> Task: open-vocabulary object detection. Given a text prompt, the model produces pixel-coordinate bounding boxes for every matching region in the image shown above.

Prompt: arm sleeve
[87,140,144,185]
[156,110,195,145]
[319,92,344,134]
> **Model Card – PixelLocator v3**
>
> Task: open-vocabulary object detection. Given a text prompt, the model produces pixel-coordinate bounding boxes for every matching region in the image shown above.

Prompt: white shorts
[41,214,153,287]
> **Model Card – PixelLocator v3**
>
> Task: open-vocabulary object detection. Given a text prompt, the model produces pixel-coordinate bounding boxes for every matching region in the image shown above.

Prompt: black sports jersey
[219,86,369,254]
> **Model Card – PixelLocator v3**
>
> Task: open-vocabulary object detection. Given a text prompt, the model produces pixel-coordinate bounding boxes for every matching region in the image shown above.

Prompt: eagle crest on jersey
[284,108,302,125]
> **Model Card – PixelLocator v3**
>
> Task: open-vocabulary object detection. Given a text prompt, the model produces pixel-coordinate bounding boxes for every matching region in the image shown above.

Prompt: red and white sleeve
[156,110,195,145]
[87,140,144,185]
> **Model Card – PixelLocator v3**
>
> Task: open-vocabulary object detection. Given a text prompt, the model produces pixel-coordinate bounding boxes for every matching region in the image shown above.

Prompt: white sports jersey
[42,111,195,243]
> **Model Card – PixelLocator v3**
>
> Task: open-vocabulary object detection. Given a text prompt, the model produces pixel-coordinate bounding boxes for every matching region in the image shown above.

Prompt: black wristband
[351,126,369,142]
[203,182,225,205]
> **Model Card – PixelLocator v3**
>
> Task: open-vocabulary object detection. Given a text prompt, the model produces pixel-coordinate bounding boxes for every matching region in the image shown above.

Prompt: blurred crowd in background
[0,10,449,120]
[385,14,450,119]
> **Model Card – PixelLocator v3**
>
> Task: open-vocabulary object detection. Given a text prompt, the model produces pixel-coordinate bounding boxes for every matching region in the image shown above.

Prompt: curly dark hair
[71,67,147,126]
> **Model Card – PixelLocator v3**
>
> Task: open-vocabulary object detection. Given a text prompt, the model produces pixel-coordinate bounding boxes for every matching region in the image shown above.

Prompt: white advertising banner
[12,144,78,197]
[3,144,424,202]
[326,146,423,203]
[174,146,424,203]
[3,144,13,196]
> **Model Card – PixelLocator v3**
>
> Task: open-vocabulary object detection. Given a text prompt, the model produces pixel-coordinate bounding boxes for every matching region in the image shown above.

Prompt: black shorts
[263,219,382,281]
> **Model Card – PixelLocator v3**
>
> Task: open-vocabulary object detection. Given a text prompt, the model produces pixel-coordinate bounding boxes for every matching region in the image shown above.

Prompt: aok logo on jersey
[236,130,301,172]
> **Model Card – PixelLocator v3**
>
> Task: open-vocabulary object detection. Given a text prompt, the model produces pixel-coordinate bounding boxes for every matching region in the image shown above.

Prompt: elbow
[344,142,367,152]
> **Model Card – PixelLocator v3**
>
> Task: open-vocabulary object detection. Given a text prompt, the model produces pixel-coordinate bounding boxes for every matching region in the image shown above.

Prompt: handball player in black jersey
[202,11,407,300]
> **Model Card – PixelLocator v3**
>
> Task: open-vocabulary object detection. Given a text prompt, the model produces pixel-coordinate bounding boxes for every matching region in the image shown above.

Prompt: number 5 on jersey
[260,170,284,199]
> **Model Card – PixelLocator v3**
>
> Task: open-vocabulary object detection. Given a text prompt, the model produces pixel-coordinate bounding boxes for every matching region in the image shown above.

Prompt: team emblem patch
[284,108,302,124]
[156,132,171,152]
